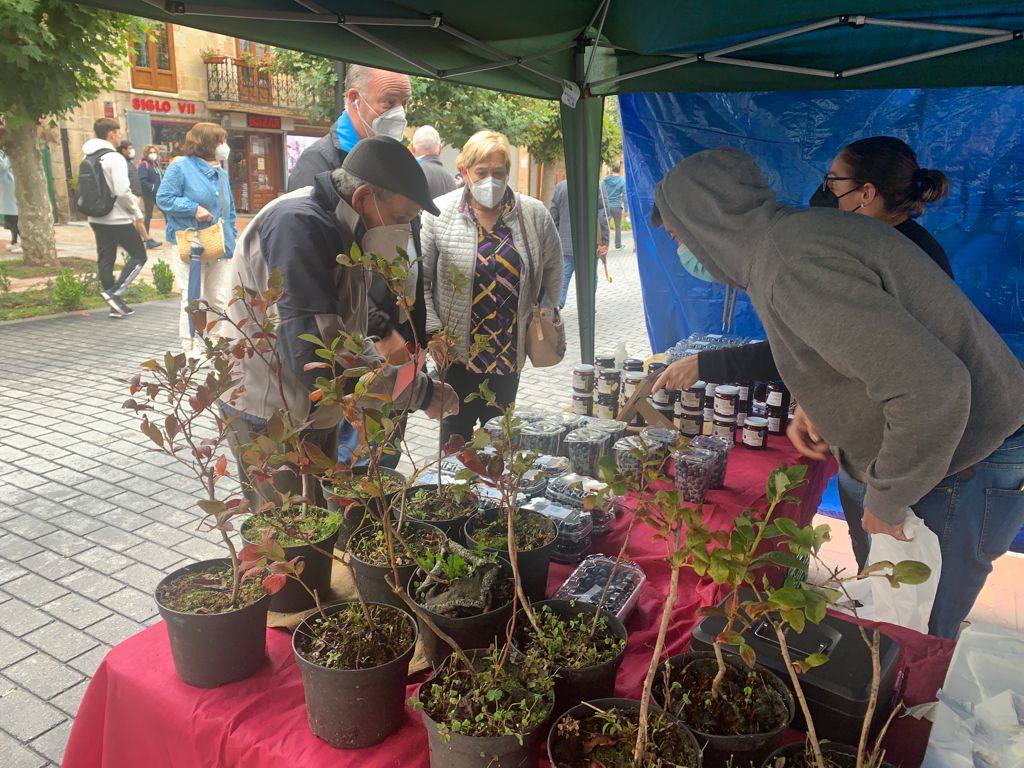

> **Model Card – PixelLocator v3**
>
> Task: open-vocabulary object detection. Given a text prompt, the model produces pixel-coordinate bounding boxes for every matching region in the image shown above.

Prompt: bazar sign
[248,114,282,130]
[131,97,199,115]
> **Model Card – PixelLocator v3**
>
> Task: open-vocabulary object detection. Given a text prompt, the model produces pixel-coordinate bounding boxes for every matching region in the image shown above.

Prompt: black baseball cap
[341,134,440,216]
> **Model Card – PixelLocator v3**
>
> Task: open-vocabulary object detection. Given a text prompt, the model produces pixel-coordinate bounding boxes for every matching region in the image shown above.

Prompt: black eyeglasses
[821,174,859,192]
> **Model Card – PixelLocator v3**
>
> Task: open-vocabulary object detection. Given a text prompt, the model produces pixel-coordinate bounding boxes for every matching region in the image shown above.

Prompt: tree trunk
[539,162,557,207]
[6,119,58,268]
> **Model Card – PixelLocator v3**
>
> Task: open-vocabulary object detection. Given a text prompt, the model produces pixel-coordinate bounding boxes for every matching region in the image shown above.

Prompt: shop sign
[248,114,282,130]
[131,97,199,115]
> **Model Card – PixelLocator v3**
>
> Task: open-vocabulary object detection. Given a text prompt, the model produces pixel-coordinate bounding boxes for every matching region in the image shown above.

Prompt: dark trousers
[609,206,623,248]
[4,214,18,244]
[90,223,147,293]
[142,193,158,233]
[440,363,521,445]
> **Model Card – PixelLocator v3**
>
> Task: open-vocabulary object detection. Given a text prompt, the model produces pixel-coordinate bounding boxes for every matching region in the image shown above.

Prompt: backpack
[76,148,116,217]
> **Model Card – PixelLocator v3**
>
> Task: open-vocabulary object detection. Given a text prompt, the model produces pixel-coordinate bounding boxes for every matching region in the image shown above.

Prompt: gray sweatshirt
[655,148,1024,523]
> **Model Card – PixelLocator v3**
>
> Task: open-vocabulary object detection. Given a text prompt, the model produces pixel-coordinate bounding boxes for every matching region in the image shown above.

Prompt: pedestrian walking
[118,140,161,250]
[78,118,148,319]
[601,163,626,249]
[0,142,19,255]
[156,122,237,355]
[411,125,455,200]
[550,177,609,308]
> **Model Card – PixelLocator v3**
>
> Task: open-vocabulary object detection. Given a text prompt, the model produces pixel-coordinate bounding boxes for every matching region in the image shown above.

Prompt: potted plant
[200,47,226,63]
[511,599,627,717]
[322,464,406,549]
[123,344,278,687]
[464,506,557,602]
[547,698,702,767]
[403,480,479,541]
[347,518,446,608]
[407,541,515,667]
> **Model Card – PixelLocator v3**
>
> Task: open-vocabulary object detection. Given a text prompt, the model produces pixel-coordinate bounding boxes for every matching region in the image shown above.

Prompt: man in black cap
[221,136,458,499]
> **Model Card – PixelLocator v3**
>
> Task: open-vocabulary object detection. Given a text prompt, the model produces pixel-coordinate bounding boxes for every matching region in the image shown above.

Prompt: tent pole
[440,42,576,79]
[841,33,1018,78]
[583,0,611,85]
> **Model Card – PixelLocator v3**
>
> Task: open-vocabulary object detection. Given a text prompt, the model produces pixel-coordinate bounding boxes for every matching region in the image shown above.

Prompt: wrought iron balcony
[205,58,305,111]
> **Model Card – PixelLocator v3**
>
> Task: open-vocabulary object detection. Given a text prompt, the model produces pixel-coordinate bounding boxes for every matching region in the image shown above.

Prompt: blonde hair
[142,144,159,157]
[184,122,227,160]
[456,130,511,171]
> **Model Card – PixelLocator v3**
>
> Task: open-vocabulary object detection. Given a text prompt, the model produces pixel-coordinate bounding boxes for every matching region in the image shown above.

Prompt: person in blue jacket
[138,144,164,239]
[156,122,237,354]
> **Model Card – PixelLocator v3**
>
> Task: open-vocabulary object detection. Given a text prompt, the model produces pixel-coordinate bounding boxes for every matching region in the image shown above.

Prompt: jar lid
[613,436,643,453]
[574,364,595,374]
[640,426,680,445]
[743,416,768,427]
[595,354,616,365]
[599,367,622,378]
[704,383,718,393]
[589,418,626,434]
[713,415,737,425]
[523,419,563,436]
[572,391,594,400]
[624,371,646,381]
[564,427,605,444]
[623,358,644,370]
[715,385,739,397]
[690,435,731,454]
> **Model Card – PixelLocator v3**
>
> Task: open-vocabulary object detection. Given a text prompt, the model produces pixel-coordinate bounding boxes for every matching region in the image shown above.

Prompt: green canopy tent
[80,0,1024,361]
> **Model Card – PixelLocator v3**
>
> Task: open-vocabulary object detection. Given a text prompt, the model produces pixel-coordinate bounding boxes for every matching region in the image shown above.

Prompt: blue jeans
[837,467,870,571]
[911,424,1024,638]
[336,419,402,470]
[559,252,599,309]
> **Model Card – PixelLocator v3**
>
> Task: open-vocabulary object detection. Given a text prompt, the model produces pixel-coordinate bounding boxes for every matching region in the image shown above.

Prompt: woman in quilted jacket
[421,130,563,442]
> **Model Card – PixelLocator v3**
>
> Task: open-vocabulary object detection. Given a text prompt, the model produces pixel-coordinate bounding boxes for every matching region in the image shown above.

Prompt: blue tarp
[620,86,1024,550]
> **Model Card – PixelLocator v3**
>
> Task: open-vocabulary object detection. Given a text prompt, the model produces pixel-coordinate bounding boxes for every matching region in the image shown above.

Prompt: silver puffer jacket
[421,187,563,371]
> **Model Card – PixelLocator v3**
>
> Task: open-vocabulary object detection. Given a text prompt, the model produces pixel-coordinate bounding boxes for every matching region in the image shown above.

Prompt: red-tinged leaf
[164,414,179,442]
[215,454,229,478]
[303,361,333,371]
[129,373,141,394]
[309,389,324,403]
[458,450,488,475]
[262,574,287,595]
[239,544,263,562]
[739,643,757,669]
[267,412,285,442]
[443,433,466,455]
[197,499,225,517]
[391,359,417,401]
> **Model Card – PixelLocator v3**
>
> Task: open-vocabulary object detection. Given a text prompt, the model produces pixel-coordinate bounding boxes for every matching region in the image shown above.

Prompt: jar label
[652,390,670,405]
[703,407,714,421]
[715,398,736,416]
[742,426,765,447]
[768,416,782,432]
[681,391,701,409]
[767,390,784,407]
[597,379,621,396]
[712,422,734,441]
[572,399,593,416]
[738,385,750,400]
[595,404,615,419]
[736,412,746,428]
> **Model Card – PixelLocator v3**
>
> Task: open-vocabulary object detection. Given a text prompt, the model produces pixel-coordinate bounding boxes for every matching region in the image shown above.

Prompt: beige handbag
[514,197,566,367]
[176,170,228,264]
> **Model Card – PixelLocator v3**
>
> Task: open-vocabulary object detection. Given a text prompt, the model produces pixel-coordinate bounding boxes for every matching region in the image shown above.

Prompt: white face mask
[469,176,507,209]
[127,148,136,159]
[677,242,713,282]
[360,194,411,263]
[357,97,408,141]
[215,143,230,162]
[147,153,158,162]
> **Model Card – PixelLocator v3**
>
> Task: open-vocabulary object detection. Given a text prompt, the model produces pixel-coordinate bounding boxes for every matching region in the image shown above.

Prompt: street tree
[0,1,135,267]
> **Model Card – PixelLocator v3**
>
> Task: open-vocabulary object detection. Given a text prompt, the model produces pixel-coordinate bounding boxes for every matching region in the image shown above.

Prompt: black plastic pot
[292,601,417,749]
[510,599,628,717]
[347,520,444,611]
[407,563,514,668]
[401,485,478,544]
[323,467,405,550]
[655,651,794,768]
[240,518,339,613]
[761,741,891,768]
[155,558,271,688]
[464,509,557,602]
[417,653,553,768]
[547,697,702,768]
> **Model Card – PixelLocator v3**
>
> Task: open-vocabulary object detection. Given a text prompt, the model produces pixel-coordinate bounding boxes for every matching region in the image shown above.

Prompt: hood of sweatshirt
[82,138,114,155]
[653,148,786,290]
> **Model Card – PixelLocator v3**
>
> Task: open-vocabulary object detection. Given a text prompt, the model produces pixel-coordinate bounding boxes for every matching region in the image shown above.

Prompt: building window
[131,23,177,93]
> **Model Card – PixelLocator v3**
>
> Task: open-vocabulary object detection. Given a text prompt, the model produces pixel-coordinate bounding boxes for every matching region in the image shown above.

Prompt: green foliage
[0,264,10,293]
[152,259,175,295]
[418,549,471,581]
[51,268,89,311]
[271,49,339,124]
[518,97,623,165]
[409,78,534,149]
[0,2,135,127]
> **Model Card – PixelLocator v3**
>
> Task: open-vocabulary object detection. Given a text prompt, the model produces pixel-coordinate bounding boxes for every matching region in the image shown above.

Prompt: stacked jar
[647,362,674,425]
[620,365,646,427]
[701,383,717,436]
[712,384,739,443]
[675,380,705,437]
[766,383,790,435]
[572,364,595,416]
[736,382,752,429]
[595,366,622,419]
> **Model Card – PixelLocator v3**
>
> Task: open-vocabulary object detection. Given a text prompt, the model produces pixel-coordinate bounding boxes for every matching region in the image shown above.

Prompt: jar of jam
[594,394,618,420]
[652,386,672,406]
[571,391,593,416]
[712,415,736,442]
[622,358,644,373]
[573,364,596,393]
[595,353,616,370]
[766,383,786,408]
[597,368,622,397]
[766,405,787,435]
[676,408,702,437]
[681,381,706,410]
[741,416,768,449]
[714,385,739,417]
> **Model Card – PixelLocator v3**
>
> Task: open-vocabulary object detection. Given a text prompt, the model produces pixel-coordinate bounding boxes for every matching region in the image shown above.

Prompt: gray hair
[411,125,442,154]
[345,64,376,94]
[330,167,392,202]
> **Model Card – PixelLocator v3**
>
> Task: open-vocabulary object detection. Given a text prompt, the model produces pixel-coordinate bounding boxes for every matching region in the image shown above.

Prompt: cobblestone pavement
[0,233,645,766]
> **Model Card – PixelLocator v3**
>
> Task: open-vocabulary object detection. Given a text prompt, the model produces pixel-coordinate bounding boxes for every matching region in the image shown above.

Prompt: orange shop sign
[131,97,199,115]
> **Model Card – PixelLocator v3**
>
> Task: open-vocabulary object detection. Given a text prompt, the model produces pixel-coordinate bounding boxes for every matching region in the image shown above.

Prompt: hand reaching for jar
[652,355,699,393]
[786,405,830,461]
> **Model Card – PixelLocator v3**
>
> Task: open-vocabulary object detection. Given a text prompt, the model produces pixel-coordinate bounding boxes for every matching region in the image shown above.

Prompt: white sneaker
[8,244,22,254]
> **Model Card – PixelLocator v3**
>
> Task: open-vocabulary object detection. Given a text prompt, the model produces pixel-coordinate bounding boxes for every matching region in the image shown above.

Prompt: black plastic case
[691,591,901,746]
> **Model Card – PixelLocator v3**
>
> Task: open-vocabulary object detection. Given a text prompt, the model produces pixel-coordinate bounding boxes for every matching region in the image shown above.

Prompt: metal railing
[205,59,305,110]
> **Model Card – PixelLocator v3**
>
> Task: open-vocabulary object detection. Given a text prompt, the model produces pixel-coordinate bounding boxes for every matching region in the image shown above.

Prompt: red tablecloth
[64,444,955,768]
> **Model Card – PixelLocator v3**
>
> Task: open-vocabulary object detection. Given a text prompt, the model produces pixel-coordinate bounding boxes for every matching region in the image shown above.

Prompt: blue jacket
[601,173,626,210]
[138,159,162,197]
[156,156,237,256]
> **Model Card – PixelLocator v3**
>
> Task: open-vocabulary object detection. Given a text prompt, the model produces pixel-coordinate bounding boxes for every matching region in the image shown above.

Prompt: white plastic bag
[837,509,942,633]
[866,510,942,633]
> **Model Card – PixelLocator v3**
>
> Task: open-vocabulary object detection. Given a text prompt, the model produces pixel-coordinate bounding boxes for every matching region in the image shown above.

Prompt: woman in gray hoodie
[654,148,1024,638]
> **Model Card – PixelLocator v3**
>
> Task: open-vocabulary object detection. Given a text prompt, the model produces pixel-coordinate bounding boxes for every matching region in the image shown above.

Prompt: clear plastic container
[524,498,593,564]
[545,472,608,509]
[552,554,646,622]
[690,434,731,489]
[613,435,644,476]
[589,499,617,537]
[484,415,521,448]
[563,427,607,478]
[520,418,564,456]
[674,448,714,503]
[587,418,628,453]
[640,425,681,448]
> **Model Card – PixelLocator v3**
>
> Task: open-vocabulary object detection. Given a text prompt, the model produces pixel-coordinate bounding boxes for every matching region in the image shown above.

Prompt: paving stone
[30,483,78,503]
[106,490,161,514]
[0,728,48,768]
[124,541,185,571]
[62,494,114,517]
[23,621,98,663]
[1,575,67,608]
[11,457,62,476]
[86,467,132,484]
[12,496,73,521]
[0,536,44,562]
[5,653,84,699]
[0,630,34,668]
[35,529,90,558]
[48,512,103,536]
[17,551,81,582]
[29,719,71,765]
[100,587,158,623]
[42,593,111,630]
[133,521,190,547]
[84,525,144,553]
[72,546,133,574]
[0,680,67,742]
[50,678,89,717]
[0,558,28,586]
[96,506,149,532]
[57,569,123,601]
[85,614,143,647]
[54,454,100,473]
[0,600,52,637]
[3,515,57,540]
[112,562,165,594]
[66,644,110,677]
